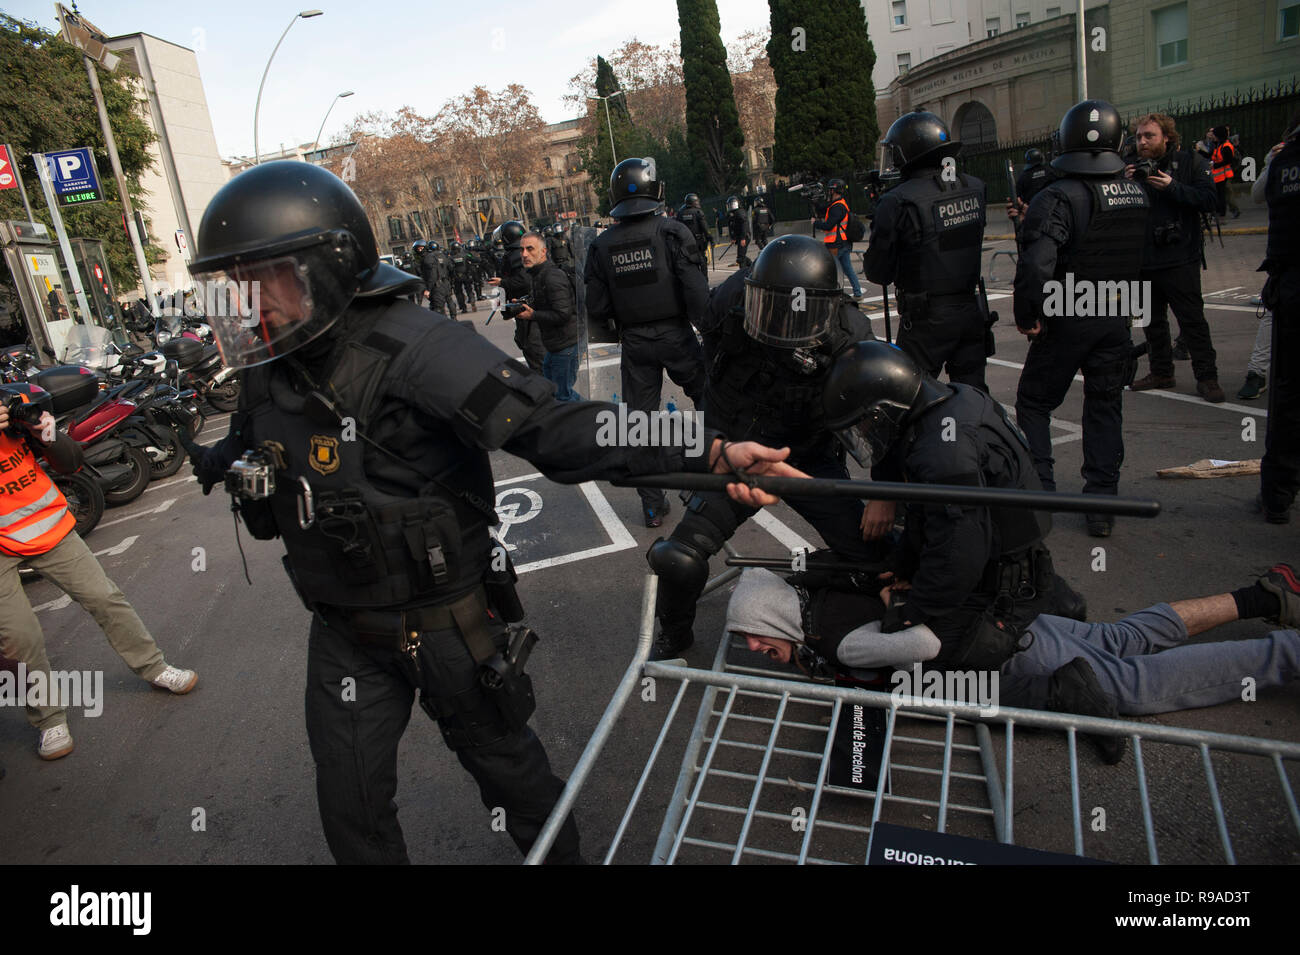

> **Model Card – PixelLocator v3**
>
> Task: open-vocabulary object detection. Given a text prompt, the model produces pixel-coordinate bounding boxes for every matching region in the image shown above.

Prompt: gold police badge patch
[309,435,340,475]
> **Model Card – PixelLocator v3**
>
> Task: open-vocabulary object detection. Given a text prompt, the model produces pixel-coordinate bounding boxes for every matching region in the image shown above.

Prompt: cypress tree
[766,0,879,177]
[677,0,747,195]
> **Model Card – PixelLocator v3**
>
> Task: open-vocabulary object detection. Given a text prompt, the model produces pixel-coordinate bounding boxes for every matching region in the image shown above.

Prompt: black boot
[649,626,694,661]
[1046,658,1126,765]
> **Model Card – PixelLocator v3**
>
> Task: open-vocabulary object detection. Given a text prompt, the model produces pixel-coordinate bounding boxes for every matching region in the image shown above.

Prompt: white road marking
[97,497,177,529]
[92,535,139,557]
[985,357,1267,418]
[1205,286,1244,296]
[511,481,637,574]
[144,475,196,493]
[752,509,814,553]
[32,594,72,613]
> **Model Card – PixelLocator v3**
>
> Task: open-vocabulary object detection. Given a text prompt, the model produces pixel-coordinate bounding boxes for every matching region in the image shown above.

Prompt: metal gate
[526,575,1300,865]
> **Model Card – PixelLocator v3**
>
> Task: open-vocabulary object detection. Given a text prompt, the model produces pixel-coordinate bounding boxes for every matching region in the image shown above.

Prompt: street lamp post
[254,10,323,165]
[588,90,626,167]
[312,90,354,154]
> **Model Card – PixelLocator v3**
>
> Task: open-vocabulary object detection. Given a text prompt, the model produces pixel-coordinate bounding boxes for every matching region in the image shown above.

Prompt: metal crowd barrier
[525,574,1300,865]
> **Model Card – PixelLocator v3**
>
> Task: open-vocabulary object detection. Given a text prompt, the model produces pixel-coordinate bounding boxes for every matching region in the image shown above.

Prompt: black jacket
[1131,148,1217,270]
[526,259,577,352]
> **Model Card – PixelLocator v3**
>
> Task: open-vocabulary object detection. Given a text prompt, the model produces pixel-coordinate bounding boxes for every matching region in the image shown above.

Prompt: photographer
[810,179,863,299]
[1125,113,1224,403]
[1198,126,1241,219]
[516,231,581,402]
[0,385,196,762]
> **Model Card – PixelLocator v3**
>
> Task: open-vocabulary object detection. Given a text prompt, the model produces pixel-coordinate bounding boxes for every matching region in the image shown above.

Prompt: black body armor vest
[1056,177,1150,283]
[1265,139,1300,269]
[889,172,986,295]
[246,304,497,610]
[589,215,680,326]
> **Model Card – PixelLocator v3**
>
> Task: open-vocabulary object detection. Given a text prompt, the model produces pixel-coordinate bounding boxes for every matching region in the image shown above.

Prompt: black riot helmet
[411,238,428,254]
[427,240,440,251]
[449,240,462,251]
[189,161,413,369]
[726,195,741,212]
[881,109,962,173]
[684,193,701,208]
[493,220,525,248]
[1051,100,1126,176]
[1025,148,1045,166]
[828,178,847,196]
[743,235,842,348]
[609,157,665,218]
[823,340,951,468]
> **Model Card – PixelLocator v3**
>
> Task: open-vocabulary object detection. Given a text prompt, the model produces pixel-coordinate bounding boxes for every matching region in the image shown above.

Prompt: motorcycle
[155,313,239,413]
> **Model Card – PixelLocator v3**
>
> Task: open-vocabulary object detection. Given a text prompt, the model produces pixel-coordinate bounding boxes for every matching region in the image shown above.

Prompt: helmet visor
[832,402,910,469]
[743,284,838,348]
[190,246,354,369]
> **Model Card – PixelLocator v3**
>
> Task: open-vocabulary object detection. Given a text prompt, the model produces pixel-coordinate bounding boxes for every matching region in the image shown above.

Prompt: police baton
[1005,159,1022,242]
[613,473,1161,518]
[880,283,893,344]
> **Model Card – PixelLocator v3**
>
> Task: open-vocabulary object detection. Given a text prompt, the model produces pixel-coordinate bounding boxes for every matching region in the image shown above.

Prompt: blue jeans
[835,245,862,296]
[1001,603,1300,716]
[543,345,582,402]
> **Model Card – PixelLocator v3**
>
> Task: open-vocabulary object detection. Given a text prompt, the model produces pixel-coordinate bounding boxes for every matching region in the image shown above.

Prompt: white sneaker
[150,665,197,694]
[39,723,74,760]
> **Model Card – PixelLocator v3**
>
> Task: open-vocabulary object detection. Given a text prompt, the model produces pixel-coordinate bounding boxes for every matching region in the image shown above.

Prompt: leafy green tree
[766,0,879,178]
[677,0,747,195]
[0,14,160,307]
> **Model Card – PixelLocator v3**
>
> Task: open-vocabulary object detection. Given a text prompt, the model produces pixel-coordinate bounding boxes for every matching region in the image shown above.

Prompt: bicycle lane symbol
[491,486,543,552]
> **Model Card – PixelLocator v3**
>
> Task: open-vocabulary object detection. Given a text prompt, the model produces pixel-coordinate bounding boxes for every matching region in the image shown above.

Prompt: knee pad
[646,537,711,591]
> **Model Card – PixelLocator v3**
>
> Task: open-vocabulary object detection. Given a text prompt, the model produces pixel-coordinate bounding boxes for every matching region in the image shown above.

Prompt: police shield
[572,223,617,401]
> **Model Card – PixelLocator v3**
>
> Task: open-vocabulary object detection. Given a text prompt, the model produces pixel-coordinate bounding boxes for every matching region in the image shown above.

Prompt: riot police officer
[428,241,458,317]
[185,161,794,865]
[584,158,709,527]
[546,223,575,276]
[1012,100,1151,538]
[489,220,544,372]
[823,341,1086,673]
[751,198,774,250]
[447,241,476,313]
[863,110,991,391]
[677,194,713,276]
[412,238,441,313]
[1017,148,1057,206]
[1258,114,1300,524]
[726,196,752,267]
[648,236,884,659]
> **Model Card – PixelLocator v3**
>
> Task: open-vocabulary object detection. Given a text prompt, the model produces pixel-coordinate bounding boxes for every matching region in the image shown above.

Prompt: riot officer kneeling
[823,341,1086,671]
[648,236,887,660]
[863,110,991,391]
[185,161,795,865]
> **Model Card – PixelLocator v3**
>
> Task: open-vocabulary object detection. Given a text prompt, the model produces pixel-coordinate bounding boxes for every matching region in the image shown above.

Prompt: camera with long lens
[225,450,275,500]
[787,176,828,209]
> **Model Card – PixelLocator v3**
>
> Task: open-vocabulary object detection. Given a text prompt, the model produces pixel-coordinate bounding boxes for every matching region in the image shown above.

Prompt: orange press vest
[0,432,75,557]
[823,197,850,244]
[1212,142,1235,183]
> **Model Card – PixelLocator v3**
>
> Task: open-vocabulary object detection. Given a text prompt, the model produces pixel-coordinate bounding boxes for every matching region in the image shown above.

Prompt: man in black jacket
[488,221,544,372]
[518,232,581,402]
[1125,113,1225,402]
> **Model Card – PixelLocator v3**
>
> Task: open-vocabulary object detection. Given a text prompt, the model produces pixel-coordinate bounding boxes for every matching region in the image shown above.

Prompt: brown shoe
[1130,373,1176,391]
[1196,379,1226,403]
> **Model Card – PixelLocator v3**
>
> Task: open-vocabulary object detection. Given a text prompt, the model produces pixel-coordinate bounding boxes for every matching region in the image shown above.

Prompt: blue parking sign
[44,147,103,206]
